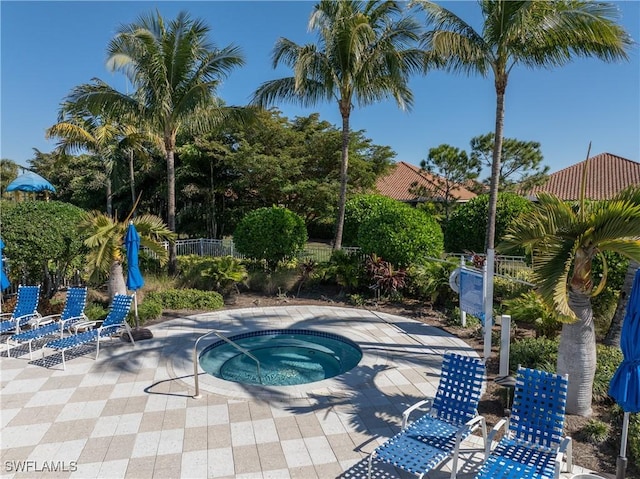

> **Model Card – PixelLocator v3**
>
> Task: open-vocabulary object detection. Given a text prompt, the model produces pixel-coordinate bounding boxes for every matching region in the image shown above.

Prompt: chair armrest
[60,314,88,329]
[402,398,433,429]
[485,417,509,456]
[71,320,101,333]
[556,436,573,476]
[36,314,61,326]
[0,312,13,319]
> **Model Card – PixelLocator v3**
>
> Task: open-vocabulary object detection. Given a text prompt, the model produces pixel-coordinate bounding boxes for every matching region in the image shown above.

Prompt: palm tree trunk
[106,177,113,218]
[558,290,597,416]
[129,149,136,210]
[108,261,127,301]
[166,147,177,275]
[604,261,640,346]
[486,73,507,251]
[333,111,350,251]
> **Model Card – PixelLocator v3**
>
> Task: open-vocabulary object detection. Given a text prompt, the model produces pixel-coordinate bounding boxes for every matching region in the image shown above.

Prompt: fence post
[460,256,467,327]
[499,314,511,378]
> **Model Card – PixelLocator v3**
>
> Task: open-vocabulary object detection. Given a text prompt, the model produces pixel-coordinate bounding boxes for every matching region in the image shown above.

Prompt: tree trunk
[108,261,127,301]
[333,109,350,251]
[604,261,640,346]
[106,177,113,218]
[558,289,597,416]
[166,146,177,275]
[129,149,136,212]
[486,73,507,252]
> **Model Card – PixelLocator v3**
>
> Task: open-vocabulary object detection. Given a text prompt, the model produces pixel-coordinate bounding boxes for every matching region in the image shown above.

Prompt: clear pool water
[199,329,362,386]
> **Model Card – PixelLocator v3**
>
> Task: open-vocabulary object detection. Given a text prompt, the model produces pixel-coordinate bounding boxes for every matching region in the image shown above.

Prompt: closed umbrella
[124,222,144,329]
[609,267,640,479]
[0,238,10,314]
[0,238,9,291]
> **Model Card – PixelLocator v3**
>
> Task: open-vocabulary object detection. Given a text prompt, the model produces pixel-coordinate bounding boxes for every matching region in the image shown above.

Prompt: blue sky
[1,1,638,177]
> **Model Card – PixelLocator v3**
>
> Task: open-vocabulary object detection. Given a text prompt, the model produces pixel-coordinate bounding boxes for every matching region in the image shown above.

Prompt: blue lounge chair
[0,285,41,334]
[6,287,87,359]
[473,367,573,479]
[43,293,135,369]
[368,352,487,479]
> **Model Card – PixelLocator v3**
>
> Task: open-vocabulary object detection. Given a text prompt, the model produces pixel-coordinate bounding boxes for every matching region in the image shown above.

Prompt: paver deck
[1,306,594,478]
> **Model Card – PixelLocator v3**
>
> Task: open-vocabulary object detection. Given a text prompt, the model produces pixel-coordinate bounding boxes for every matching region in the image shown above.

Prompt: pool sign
[450,267,485,321]
[460,269,485,320]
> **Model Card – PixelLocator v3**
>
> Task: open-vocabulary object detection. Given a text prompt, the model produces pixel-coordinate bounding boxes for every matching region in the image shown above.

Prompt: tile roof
[528,152,640,201]
[375,161,477,202]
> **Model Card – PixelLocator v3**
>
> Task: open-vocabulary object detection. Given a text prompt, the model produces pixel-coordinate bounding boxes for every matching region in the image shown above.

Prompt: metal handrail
[193,330,262,399]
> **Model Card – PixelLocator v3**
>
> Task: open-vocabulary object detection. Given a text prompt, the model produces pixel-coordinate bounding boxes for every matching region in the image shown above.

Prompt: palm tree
[500,185,640,416]
[46,112,122,216]
[411,0,632,300]
[80,211,175,300]
[64,11,245,274]
[252,0,424,250]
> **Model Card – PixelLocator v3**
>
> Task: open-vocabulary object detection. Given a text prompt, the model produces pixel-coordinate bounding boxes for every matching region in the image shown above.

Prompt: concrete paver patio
[1,306,593,478]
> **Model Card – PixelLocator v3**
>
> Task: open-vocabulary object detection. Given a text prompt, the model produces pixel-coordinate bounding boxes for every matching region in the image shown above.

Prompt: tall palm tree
[500,186,640,416]
[80,211,175,300]
[411,0,632,291]
[252,0,424,250]
[65,11,245,274]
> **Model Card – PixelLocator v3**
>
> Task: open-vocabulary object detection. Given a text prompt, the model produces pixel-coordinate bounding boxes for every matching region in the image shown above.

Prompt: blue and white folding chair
[368,352,487,479]
[6,287,87,358]
[43,294,135,369]
[0,285,41,334]
[474,367,573,479]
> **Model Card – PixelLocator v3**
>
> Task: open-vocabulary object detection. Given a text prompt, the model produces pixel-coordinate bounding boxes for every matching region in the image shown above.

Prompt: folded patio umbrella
[0,238,10,314]
[124,222,145,331]
[0,238,9,292]
[609,267,640,479]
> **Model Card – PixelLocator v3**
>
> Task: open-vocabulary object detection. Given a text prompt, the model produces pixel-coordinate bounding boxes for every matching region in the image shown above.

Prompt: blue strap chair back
[13,285,40,319]
[60,287,87,321]
[101,294,133,331]
[432,353,486,426]
[509,368,568,450]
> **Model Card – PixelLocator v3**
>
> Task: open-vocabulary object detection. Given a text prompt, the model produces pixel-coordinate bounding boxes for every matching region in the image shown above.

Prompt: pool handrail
[193,329,263,398]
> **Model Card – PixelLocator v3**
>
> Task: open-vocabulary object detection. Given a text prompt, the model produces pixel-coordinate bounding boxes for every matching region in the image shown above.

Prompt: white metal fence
[157,239,529,277]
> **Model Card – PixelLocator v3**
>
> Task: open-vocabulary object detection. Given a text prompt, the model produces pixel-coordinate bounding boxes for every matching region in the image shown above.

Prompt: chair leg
[367,452,374,479]
[61,349,66,370]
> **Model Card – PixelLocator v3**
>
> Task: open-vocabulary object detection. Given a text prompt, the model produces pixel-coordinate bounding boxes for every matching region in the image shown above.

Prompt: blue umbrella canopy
[6,171,56,193]
[609,267,640,479]
[124,222,144,291]
[0,238,9,291]
[610,268,640,412]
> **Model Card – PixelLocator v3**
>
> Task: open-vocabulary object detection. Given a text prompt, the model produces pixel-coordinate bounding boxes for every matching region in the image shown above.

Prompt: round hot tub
[199,329,362,386]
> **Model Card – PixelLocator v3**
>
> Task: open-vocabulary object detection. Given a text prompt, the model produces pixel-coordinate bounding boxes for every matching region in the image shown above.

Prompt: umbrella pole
[617,411,630,479]
[133,291,140,330]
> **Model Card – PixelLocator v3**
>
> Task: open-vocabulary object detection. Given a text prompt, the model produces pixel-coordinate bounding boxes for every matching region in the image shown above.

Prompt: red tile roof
[375,161,477,202]
[528,152,640,201]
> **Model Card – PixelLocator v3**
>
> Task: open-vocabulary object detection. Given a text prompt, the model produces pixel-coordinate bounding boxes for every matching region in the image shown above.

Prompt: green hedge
[145,289,224,310]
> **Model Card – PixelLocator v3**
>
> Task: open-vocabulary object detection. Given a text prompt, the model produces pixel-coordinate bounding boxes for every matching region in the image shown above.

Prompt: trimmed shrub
[343,194,401,246]
[132,298,163,325]
[0,200,85,296]
[509,337,558,373]
[444,192,532,254]
[145,289,224,310]
[234,206,307,270]
[357,202,444,267]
